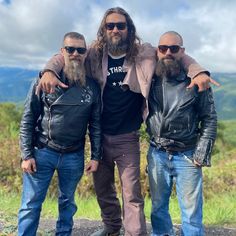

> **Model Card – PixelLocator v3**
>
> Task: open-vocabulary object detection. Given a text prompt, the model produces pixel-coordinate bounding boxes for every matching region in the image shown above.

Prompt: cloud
[0,0,235,72]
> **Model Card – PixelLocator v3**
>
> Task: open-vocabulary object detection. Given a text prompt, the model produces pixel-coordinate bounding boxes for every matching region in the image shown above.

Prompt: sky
[0,0,235,73]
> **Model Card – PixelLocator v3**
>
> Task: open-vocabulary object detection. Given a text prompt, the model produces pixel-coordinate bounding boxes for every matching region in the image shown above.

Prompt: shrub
[0,102,235,200]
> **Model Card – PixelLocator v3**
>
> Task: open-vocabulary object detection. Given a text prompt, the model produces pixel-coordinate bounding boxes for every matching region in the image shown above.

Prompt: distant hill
[211,73,236,120]
[0,67,38,102]
[0,67,235,120]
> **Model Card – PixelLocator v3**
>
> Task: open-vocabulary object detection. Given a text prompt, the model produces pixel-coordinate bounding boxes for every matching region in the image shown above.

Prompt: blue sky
[0,0,235,72]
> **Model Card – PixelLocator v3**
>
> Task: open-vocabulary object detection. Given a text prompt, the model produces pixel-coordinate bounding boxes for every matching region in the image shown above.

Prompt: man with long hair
[36,7,218,236]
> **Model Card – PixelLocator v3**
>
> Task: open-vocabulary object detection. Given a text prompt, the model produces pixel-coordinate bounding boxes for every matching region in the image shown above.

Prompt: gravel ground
[1,218,235,235]
[37,219,236,236]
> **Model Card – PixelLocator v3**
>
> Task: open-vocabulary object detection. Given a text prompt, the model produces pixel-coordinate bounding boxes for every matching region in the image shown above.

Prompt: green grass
[221,120,236,147]
[0,190,101,220]
[0,188,235,235]
[203,192,236,226]
[42,195,101,219]
[145,192,236,226]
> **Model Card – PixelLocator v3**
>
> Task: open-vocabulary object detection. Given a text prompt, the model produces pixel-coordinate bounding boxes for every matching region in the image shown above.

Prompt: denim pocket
[181,149,195,164]
[147,146,154,163]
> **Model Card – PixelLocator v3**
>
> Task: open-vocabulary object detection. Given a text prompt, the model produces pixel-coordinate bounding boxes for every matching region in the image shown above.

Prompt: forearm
[89,121,102,160]
[182,54,209,79]
[20,79,41,160]
[89,93,102,161]
[42,54,65,78]
[198,89,217,140]
[20,112,38,160]
[193,138,214,167]
[193,89,217,166]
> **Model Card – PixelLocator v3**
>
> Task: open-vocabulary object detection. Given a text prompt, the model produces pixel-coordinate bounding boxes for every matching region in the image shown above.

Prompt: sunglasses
[64,46,87,55]
[105,22,127,31]
[158,45,182,54]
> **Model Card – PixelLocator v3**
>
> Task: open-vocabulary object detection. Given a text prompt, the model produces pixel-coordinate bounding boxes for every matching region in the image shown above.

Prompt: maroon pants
[93,131,147,236]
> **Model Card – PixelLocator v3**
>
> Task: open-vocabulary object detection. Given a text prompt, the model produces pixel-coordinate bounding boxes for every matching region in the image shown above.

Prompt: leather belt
[37,140,82,154]
[150,142,178,154]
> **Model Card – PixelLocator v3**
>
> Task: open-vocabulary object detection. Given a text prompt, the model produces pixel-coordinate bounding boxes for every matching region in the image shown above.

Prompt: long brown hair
[94,7,141,63]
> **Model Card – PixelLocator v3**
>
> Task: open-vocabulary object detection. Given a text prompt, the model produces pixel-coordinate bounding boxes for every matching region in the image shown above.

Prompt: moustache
[69,56,81,61]
[111,32,121,37]
[163,55,175,60]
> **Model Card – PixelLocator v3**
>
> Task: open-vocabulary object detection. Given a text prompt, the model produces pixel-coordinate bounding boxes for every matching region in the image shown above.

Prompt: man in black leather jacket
[146,31,217,236]
[18,32,101,236]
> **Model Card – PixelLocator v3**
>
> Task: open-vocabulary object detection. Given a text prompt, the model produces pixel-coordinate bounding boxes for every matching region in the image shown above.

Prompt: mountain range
[0,67,235,120]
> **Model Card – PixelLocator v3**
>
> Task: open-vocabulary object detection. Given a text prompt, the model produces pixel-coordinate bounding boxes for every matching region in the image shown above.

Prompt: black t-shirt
[102,54,143,135]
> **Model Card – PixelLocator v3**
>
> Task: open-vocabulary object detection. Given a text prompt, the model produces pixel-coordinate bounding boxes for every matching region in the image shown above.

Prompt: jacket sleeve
[88,82,102,160]
[85,47,96,78]
[20,78,42,160]
[193,88,217,166]
[42,54,65,78]
[181,54,210,79]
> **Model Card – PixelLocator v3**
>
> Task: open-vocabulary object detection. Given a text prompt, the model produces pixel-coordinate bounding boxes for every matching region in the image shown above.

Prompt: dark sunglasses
[158,45,182,54]
[64,46,87,55]
[105,22,127,30]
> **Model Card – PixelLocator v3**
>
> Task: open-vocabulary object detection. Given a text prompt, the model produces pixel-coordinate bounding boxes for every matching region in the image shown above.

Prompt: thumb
[85,163,93,174]
[186,80,194,89]
[32,160,37,172]
[49,80,68,94]
[58,80,69,88]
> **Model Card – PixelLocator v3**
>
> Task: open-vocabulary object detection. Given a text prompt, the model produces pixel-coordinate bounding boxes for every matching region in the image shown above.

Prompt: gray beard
[107,37,128,56]
[64,61,86,87]
[155,57,182,79]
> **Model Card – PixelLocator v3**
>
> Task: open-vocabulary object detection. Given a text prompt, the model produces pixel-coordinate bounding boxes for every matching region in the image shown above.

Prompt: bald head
[157,31,185,62]
[156,31,185,78]
[158,31,183,46]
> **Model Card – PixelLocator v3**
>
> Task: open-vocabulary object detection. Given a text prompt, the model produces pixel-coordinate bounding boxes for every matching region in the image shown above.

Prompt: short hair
[62,32,86,47]
[160,31,183,46]
[95,7,141,62]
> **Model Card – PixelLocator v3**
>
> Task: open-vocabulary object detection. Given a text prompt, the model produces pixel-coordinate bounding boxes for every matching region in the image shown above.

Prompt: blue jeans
[147,146,203,236]
[18,147,84,236]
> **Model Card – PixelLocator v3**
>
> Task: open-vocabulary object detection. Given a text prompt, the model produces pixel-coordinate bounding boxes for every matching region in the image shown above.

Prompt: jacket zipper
[47,102,82,141]
[158,80,165,137]
[48,106,52,140]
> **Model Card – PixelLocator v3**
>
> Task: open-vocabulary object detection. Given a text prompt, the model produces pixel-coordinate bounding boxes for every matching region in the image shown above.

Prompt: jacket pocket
[178,88,197,110]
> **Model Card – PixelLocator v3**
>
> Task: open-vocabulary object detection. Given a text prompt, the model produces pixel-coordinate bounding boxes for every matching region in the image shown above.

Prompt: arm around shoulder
[182,54,220,91]
[181,53,209,79]
[36,54,68,94]
[43,54,65,78]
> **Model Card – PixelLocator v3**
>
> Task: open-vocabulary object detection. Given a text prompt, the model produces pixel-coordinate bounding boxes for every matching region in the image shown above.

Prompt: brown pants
[93,131,147,236]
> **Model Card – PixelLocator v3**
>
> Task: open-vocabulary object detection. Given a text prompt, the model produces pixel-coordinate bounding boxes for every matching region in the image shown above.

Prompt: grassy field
[0,104,236,235]
[0,188,235,235]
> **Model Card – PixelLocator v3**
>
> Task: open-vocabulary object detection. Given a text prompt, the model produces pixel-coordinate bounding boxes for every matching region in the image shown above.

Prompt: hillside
[0,67,235,120]
[0,67,38,102]
[211,73,236,120]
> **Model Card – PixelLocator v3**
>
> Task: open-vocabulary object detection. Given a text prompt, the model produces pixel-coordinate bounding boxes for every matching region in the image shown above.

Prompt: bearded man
[34,7,218,236]
[18,32,101,236]
[146,31,217,236]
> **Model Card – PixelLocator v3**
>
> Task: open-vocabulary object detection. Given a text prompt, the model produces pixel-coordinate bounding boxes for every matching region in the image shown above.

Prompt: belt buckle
[158,146,166,152]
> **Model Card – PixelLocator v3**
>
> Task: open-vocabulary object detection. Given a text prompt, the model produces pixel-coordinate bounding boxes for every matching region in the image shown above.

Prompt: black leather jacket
[146,72,217,166]
[20,74,102,161]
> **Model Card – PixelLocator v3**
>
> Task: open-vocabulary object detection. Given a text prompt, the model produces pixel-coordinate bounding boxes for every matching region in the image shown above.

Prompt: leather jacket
[20,74,102,161]
[44,44,208,120]
[146,72,217,166]
[45,44,207,98]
